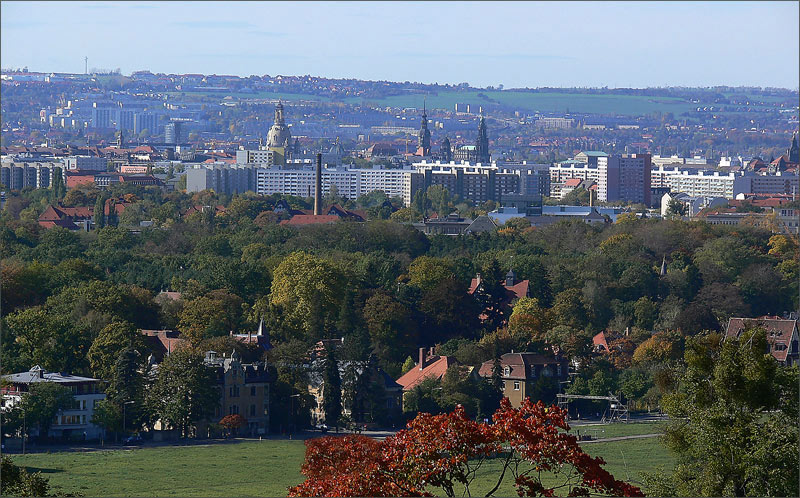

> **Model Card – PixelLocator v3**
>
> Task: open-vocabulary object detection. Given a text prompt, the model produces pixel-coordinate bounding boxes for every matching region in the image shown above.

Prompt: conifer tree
[321,345,342,428]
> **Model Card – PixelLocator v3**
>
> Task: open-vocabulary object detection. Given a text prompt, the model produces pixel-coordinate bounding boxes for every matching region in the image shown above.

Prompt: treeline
[2,182,798,421]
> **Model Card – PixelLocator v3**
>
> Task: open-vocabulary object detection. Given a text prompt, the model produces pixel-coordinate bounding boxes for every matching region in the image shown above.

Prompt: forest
[1,180,798,429]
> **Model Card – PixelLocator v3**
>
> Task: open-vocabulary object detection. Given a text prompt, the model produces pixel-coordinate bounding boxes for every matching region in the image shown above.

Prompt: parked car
[123,434,143,445]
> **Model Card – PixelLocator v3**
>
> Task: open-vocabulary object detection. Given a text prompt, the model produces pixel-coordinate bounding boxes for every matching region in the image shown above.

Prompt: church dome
[267,102,292,147]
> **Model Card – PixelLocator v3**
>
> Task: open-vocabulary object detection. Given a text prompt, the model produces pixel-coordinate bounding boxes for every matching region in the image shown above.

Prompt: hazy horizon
[2,1,799,90]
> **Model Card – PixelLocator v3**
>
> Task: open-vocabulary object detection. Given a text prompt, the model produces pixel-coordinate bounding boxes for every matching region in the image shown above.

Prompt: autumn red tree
[218,414,247,437]
[288,398,644,497]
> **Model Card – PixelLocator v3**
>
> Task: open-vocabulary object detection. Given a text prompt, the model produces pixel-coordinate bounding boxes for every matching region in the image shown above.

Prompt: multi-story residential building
[666,170,744,199]
[235,149,276,165]
[133,112,162,136]
[598,153,651,205]
[549,160,603,198]
[164,121,182,145]
[186,164,258,195]
[536,117,574,129]
[412,161,527,203]
[1,366,106,440]
[742,171,799,196]
[1,161,60,190]
[255,167,359,199]
[650,164,705,189]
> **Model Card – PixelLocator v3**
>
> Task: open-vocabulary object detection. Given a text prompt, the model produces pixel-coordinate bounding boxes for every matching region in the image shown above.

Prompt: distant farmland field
[165,87,794,117]
[348,90,700,116]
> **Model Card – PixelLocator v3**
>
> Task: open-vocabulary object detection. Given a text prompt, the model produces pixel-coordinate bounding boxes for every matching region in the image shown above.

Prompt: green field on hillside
[164,87,794,116]
[347,90,699,116]
[10,422,673,497]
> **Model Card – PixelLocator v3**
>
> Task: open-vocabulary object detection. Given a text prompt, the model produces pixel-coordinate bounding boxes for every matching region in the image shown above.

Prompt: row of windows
[227,404,269,416]
[228,385,267,398]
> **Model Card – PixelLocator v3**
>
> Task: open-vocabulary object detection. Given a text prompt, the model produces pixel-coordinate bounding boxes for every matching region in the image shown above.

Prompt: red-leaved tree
[289,397,644,497]
[218,414,247,437]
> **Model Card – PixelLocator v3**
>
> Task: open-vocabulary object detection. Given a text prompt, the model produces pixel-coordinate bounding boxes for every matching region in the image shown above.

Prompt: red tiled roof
[593,332,609,352]
[38,219,80,230]
[395,355,457,391]
[140,329,186,362]
[477,352,567,380]
[725,317,798,363]
[564,178,582,187]
[280,215,342,226]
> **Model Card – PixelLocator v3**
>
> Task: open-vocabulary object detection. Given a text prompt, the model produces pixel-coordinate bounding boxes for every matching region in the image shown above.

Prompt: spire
[475,113,489,164]
[418,99,431,156]
[257,318,264,336]
[660,255,667,277]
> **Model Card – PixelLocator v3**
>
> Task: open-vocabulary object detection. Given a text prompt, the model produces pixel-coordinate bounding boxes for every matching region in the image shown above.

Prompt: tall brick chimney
[419,347,425,371]
[314,153,322,216]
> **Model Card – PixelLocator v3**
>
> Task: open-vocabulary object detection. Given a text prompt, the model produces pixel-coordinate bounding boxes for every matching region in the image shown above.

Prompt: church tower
[475,114,490,164]
[418,100,431,156]
[789,131,799,163]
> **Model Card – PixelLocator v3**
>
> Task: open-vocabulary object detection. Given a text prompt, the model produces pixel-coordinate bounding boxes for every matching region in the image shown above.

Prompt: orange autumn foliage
[288,398,644,497]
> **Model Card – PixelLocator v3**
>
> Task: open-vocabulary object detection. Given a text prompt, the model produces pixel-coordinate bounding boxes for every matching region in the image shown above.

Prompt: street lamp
[288,394,301,437]
[122,401,135,441]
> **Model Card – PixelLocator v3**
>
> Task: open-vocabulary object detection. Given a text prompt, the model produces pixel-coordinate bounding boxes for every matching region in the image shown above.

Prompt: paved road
[578,433,661,444]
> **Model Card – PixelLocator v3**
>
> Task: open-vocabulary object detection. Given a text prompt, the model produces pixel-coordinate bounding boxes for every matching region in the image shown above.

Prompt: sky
[2,1,798,89]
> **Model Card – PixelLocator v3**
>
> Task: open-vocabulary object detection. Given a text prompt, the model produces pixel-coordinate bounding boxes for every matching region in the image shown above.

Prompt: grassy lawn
[10,423,672,497]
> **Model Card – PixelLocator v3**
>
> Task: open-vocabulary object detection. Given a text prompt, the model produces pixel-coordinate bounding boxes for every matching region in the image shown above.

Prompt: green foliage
[321,346,342,427]
[1,456,52,496]
[19,383,75,438]
[648,328,799,497]
[269,252,346,342]
[146,347,220,438]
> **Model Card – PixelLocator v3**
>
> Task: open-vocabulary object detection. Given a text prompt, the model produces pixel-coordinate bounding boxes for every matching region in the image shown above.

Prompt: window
[264,404,269,415]
[503,366,510,377]
[530,366,537,378]
[250,404,256,416]
[513,381,520,391]
[250,386,256,396]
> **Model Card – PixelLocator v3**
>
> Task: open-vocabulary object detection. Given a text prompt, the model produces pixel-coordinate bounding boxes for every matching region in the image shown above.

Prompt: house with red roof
[395,347,458,402]
[725,316,799,366]
[279,204,366,226]
[468,270,530,323]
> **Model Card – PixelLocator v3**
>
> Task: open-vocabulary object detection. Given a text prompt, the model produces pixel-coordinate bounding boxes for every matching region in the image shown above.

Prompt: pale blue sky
[2,1,798,89]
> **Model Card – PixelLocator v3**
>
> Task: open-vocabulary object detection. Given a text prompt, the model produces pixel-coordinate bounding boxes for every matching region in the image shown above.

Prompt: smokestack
[314,153,322,216]
[419,347,425,371]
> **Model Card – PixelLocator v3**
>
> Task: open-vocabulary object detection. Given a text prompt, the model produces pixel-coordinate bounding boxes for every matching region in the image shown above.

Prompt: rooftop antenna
[84,56,88,75]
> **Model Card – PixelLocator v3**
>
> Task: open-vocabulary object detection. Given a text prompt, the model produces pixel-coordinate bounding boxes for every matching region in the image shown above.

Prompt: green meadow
[10,422,673,497]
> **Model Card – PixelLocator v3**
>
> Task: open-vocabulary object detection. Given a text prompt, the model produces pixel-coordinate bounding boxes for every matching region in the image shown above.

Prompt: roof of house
[593,332,609,352]
[395,354,458,391]
[280,215,342,226]
[140,329,187,362]
[465,215,498,234]
[477,352,566,380]
[38,218,81,230]
[564,178,582,187]
[2,365,100,385]
[725,316,798,363]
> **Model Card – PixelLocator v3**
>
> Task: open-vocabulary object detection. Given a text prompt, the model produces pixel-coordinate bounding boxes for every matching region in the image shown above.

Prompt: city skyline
[1,1,799,90]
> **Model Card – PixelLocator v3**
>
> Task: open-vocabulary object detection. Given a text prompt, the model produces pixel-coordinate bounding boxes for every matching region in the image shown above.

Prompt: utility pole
[22,408,26,455]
